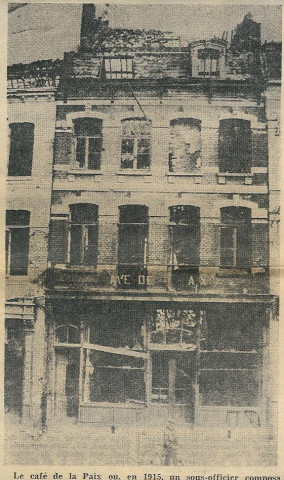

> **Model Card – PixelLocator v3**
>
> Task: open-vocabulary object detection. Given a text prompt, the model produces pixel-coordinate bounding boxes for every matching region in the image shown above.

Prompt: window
[220,207,251,269]
[69,204,98,266]
[169,118,202,172]
[88,351,145,404]
[150,309,198,346]
[104,57,133,79]
[219,119,252,173]
[117,205,149,288]
[6,210,30,276]
[73,118,102,170]
[8,123,34,176]
[121,118,151,170]
[169,206,200,290]
[198,48,220,76]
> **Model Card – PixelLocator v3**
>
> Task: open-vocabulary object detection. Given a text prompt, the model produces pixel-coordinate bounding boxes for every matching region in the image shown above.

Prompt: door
[151,352,196,423]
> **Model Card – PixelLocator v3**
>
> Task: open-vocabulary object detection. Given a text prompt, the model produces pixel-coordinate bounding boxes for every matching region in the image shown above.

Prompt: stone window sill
[167,172,203,177]
[117,170,152,176]
[7,176,33,181]
[217,172,252,177]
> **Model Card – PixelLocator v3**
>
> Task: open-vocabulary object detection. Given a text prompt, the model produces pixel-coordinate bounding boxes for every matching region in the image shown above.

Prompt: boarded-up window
[121,118,151,170]
[69,204,98,266]
[73,118,102,170]
[104,57,133,79]
[169,119,201,172]
[8,123,34,176]
[220,206,251,269]
[219,119,252,173]
[169,205,200,290]
[117,205,148,289]
[6,210,30,276]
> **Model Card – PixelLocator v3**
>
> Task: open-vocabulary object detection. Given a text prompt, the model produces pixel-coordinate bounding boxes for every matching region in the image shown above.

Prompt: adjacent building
[6,5,281,431]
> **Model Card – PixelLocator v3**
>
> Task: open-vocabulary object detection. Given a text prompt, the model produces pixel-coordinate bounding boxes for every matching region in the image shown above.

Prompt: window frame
[68,204,99,267]
[73,118,103,171]
[8,122,34,177]
[5,210,30,276]
[120,118,151,171]
[220,207,252,270]
[104,57,134,79]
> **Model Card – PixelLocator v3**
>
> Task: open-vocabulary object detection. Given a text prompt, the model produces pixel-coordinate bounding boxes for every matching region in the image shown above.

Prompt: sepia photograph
[4,1,281,467]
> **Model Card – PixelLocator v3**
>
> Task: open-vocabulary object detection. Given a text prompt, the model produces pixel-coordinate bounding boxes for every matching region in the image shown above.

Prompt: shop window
[219,119,252,173]
[169,118,201,172]
[121,118,151,170]
[198,48,220,76]
[73,118,102,170]
[150,309,197,346]
[117,205,148,288]
[69,204,98,266]
[6,210,30,276]
[169,206,200,290]
[220,206,251,269]
[87,303,144,350]
[201,305,262,351]
[88,351,145,403]
[199,369,259,406]
[104,57,133,79]
[8,123,34,176]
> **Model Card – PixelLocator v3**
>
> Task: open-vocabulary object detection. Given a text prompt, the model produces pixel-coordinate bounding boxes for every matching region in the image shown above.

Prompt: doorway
[151,351,196,423]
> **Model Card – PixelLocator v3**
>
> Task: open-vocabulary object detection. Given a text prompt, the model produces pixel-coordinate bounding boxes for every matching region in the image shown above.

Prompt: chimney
[80,4,97,51]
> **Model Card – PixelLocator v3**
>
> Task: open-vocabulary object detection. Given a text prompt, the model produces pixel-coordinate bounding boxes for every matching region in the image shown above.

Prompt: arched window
[220,206,252,269]
[73,118,102,170]
[169,118,201,172]
[117,205,149,288]
[6,210,30,276]
[69,204,98,266]
[121,118,151,170]
[8,123,34,176]
[55,324,80,344]
[219,119,252,173]
[169,205,200,290]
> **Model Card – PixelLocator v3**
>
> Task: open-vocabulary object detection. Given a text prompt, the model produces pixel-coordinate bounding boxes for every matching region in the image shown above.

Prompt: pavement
[4,414,277,466]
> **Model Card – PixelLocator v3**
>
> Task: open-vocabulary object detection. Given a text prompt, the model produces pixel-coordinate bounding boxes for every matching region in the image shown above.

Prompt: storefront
[48,299,267,427]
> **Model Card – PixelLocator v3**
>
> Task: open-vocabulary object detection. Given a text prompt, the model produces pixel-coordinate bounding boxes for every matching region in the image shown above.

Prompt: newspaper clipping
[3,1,282,479]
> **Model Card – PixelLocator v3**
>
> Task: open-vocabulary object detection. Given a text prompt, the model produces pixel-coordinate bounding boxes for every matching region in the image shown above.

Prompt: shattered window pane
[169,118,201,172]
[69,204,98,266]
[89,351,145,403]
[151,309,197,345]
[6,210,30,276]
[121,119,151,169]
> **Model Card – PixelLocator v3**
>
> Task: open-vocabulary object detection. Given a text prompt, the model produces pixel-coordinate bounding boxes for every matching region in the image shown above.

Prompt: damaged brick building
[6,5,280,430]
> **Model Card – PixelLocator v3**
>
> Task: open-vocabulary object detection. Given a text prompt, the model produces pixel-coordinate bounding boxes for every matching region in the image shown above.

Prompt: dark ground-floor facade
[5,295,278,430]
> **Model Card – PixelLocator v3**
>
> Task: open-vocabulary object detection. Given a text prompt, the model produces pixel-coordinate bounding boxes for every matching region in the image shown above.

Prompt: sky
[8,3,282,65]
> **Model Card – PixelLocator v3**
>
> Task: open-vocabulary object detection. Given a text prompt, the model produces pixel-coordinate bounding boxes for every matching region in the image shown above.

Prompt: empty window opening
[169,206,200,290]
[104,57,134,79]
[69,204,98,266]
[220,206,251,269]
[118,205,149,289]
[219,119,252,173]
[8,123,34,176]
[73,118,102,170]
[198,48,220,76]
[169,118,201,172]
[88,351,145,403]
[6,210,30,276]
[121,118,151,170]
